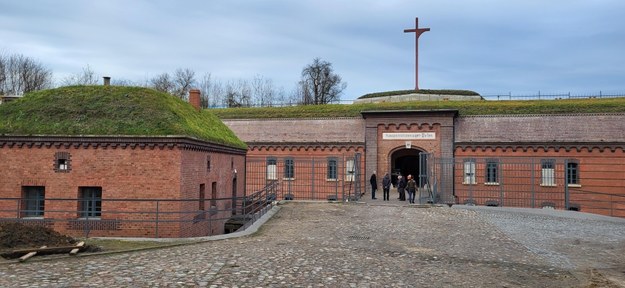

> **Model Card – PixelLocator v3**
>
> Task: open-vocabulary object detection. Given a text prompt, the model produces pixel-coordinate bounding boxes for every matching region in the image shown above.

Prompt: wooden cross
[404,17,430,90]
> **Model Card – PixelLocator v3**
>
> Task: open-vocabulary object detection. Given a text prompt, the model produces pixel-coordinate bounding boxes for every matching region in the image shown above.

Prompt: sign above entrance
[383,132,435,140]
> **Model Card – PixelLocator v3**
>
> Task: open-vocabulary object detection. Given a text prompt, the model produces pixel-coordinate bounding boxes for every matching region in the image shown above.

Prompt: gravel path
[0,202,623,287]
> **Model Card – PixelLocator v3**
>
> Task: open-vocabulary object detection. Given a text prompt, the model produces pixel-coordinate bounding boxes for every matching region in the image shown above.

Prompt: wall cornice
[248,141,365,152]
[0,135,247,155]
[455,142,625,153]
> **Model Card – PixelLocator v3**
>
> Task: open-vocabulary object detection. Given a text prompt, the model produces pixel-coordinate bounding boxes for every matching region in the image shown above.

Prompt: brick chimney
[189,89,201,111]
[103,76,111,86]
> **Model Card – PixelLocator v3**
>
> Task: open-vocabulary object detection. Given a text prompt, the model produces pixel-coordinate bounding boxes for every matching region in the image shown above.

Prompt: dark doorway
[390,148,424,186]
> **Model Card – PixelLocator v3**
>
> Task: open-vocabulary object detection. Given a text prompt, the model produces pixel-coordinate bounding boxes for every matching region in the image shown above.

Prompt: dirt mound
[0,222,76,250]
[0,222,81,259]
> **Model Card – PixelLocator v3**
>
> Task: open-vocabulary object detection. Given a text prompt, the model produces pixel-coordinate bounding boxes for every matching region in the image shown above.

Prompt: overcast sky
[1,0,624,100]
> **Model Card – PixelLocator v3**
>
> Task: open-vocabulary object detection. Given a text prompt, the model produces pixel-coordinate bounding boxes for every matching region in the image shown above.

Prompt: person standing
[406,174,417,204]
[397,175,406,201]
[370,172,378,200]
[382,172,391,201]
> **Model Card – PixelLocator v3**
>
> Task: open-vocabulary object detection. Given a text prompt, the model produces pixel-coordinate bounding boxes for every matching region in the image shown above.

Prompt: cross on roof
[404,17,430,90]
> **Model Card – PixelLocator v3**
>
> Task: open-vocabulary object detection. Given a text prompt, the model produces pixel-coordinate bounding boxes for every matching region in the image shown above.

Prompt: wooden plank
[19,246,46,262]
[12,243,85,254]
[69,241,85,256]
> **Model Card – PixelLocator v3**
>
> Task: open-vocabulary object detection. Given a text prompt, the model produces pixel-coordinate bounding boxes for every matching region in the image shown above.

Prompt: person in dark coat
[397,175,406,201]
[406,174,417,204]
[382,173,391,201]
[370,172,378,200]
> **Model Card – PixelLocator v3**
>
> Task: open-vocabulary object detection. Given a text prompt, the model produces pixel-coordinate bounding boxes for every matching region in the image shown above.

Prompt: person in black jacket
[382,173,391,201]
[397,175,406,201]
[406,174,417,204]
[370,172,378,200]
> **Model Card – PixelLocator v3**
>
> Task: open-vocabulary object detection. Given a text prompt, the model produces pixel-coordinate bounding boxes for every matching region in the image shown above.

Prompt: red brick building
[0,87,247,238]
[223,110,625,217]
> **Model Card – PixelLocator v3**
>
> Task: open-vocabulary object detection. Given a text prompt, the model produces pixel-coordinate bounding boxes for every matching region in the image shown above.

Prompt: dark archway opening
[390,148,424,187]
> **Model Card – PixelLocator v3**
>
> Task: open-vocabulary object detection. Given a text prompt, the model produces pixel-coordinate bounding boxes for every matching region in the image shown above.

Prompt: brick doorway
[390,148,425,186]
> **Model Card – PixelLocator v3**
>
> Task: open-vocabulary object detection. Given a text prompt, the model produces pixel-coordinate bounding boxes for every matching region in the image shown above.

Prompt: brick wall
[0,136,246,238]
[455,114,625,142]
[454,146,625,217]
[223,118,365,143]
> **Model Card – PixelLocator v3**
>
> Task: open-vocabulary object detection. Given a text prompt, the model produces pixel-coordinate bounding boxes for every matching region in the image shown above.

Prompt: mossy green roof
[212,97,625,119]
[0,86,247,149]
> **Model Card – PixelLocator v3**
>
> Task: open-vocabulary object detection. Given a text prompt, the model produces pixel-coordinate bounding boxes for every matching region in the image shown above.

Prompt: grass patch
[359,89,480,99]
[0,86,246,149]
[212,97,625,119]
[83,238,189,252]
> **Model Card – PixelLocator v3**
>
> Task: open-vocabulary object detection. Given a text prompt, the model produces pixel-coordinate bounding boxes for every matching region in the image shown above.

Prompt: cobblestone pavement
[1,201,624,287]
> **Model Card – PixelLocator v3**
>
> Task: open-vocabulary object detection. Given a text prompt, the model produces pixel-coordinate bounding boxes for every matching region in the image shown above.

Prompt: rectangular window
[345,158,355,182]
[21,186,45,218]
[79,187,102,218]
[54,151,71,172]
[266,157,277,180]
[199,184,206,210]
[567,161,580,185]
[284,158,294,179]
[211,182,217,209]
[541,159,556,186]
[206,155,211,172]
[485,159,499,184]
[327,158,338,180]
[463,159,476,184]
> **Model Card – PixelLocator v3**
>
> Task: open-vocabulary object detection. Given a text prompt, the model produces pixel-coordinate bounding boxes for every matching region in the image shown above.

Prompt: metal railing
[0,184,279,239]
[482,91,625,101]
[245,154,364,202]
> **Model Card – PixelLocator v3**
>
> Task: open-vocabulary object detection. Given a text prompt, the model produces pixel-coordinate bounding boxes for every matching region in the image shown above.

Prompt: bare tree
[173,68,196,100]
[111,78,136,86]
[210,80,225,108]
[197,72,212,108]
[150,73,175,94]
[61,65,99,86]
[298,57,346,105]
[0,52,52,95]
[251,74,276,106]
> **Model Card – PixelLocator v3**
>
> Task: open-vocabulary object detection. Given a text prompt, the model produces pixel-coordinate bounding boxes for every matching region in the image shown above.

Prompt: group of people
[369,171,417,203]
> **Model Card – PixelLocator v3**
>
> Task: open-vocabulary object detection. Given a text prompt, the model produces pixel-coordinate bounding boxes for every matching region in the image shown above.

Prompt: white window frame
[541,159,556,186]
[463,159,476,184]
[345,158,355,182]
[266,158,277,180]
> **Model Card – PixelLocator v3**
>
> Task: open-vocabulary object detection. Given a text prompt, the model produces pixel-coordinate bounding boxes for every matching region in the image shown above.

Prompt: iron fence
[482,91,625,101]
[421,154,625,217]
[245,154,364,202]
[0,184,278,239]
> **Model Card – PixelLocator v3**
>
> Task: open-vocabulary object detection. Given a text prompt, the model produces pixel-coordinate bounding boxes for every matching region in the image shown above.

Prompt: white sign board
[382,132,436,140]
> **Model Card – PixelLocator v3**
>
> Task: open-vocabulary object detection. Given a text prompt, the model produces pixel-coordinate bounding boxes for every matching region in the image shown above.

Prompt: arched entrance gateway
[362,109,457,202]
[389,147,425,187]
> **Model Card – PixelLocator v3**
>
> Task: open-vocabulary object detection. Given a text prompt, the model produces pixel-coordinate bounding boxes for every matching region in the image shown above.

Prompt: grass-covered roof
[212,97,625,119]
[0,86,246,149]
